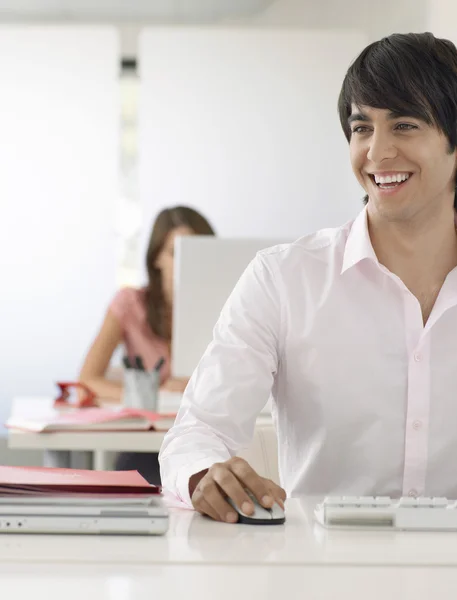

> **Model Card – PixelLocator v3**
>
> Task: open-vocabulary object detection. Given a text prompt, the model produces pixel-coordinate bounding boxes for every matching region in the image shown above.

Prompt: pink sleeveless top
[109,287,171,383]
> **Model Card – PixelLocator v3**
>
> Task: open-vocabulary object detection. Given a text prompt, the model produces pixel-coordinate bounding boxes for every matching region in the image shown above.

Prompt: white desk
[7,394,181,470]
[8,417,274,471]
[3,564,457,600]
[7,396,274,470]
[7,430,166,470]
[2,498,457,600]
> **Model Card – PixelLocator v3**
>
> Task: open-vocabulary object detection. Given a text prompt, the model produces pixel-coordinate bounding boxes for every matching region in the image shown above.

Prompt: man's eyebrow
[348,110,421,125]
[347,112,369,125]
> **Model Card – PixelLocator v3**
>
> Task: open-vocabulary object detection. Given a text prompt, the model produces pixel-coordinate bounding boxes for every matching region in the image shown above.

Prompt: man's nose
[366,130,397,163]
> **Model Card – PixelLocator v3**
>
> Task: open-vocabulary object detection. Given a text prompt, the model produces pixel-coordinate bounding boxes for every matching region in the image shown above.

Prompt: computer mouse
[227,495,286,525]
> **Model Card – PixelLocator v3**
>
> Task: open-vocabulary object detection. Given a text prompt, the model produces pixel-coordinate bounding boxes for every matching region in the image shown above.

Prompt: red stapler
[54,382,98,409]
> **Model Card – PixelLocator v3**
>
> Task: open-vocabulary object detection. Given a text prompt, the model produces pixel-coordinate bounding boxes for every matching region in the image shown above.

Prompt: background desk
[7,430,166,470]
[8,415,275,472]
[7,395,276,475]
[7,394,183,471]
[2,498,457,600]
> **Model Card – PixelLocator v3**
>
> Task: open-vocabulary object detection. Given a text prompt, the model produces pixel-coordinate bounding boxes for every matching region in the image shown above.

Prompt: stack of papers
[0,466,160,499]
[6,407,176,433]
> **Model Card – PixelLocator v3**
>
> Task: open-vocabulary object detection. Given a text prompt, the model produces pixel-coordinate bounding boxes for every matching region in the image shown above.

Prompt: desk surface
[2,498,457,600]
[1,498,457,568]
[7,429,167,452]
[4,564,457,600]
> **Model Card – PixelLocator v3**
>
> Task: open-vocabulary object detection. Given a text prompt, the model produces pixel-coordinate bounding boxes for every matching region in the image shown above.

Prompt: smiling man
[159,32,457,523]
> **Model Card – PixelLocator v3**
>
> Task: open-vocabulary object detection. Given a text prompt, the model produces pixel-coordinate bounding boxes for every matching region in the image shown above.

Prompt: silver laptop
[0,494,168,535]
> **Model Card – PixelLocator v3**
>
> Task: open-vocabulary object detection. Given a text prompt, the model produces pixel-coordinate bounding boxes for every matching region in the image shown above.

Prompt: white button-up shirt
[159,208,457,507]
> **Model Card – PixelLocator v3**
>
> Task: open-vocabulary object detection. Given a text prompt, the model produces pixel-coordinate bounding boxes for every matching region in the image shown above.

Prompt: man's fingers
[211,467,255,515]
[193,487,225,521]
[229,458,273,508]
[196,497,226,522]
[194,475,239,523]
[265,482,287,509]
[267,481,287,501]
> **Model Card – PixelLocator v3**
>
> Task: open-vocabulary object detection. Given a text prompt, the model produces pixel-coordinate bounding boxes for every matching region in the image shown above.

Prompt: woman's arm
[79,310,124,402]
[161,377,190,393]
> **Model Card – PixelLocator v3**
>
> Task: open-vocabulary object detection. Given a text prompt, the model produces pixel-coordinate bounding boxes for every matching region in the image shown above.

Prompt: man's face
[349,104,457,221]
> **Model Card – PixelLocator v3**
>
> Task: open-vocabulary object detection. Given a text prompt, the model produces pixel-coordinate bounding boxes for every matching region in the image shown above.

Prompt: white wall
[0,27,119,427]
[138,28,367,260]
[427,0,457,44]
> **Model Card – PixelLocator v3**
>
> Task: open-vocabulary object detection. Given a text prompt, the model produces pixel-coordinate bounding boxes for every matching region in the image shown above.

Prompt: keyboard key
[323,497,343,506]
[432,497,448,508]
[341,496,359,506]
[354,497,376,506]
[399,497,418,507]
[417,497,434,507]
[374,497,391,506]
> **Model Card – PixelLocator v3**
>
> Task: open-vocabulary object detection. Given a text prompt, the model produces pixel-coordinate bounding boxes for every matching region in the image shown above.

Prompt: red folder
[0,466,160,496]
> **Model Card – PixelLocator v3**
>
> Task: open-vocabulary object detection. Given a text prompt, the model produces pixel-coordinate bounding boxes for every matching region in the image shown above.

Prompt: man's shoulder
[257,220,353,267]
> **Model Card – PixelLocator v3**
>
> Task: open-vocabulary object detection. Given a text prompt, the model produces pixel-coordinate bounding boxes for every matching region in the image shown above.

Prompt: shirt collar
[341,207,378,274]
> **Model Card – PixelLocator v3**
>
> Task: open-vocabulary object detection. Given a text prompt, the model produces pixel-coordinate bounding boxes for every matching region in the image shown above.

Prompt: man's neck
[367,203,457,289]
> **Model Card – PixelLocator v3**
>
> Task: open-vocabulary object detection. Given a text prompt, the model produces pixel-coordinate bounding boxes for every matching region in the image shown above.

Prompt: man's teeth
[373,173,410,184]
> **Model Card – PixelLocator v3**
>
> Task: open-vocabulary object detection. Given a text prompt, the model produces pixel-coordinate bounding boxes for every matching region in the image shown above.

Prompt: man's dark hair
[338,32,457,209]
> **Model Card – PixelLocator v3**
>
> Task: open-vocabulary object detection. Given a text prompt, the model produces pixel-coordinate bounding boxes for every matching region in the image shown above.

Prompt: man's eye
[395,123,417,131]
[351,126,370,134]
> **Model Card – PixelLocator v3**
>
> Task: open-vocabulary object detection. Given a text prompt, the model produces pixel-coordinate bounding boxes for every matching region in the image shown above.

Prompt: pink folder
[6,407,176,433]
[0,466,160,496]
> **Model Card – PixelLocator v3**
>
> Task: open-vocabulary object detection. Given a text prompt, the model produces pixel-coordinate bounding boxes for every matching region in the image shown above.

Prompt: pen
[153,356,165,372]
[134,355,145,371]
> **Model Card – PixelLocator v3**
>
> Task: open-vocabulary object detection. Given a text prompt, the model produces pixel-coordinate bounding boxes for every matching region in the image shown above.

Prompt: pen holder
[123,368,160,412]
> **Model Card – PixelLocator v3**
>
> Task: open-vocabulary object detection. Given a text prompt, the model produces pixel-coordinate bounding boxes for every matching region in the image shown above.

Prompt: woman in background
[79,206,216,483]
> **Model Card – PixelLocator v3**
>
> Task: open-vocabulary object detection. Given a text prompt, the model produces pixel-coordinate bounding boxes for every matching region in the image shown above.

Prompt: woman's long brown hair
[145,206,215,340]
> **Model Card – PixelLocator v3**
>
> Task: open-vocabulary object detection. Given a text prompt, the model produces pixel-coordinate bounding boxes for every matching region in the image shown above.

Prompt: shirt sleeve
[159,252,281,507]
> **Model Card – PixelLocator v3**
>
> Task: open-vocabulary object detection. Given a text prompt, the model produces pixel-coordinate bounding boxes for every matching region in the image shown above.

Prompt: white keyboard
[315,496,457,531]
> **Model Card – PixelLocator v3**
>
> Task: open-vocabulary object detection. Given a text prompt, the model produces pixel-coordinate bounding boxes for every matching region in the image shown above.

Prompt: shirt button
[413,420,422,430]
[408,489,418,497]
[414,353,423,362]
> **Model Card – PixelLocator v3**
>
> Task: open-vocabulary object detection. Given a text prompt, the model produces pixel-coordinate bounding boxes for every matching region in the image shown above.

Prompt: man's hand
[189,457,286,523]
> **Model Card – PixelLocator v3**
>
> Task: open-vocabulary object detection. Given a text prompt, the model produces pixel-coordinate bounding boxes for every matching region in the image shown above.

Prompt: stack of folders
[0,466,168,535]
